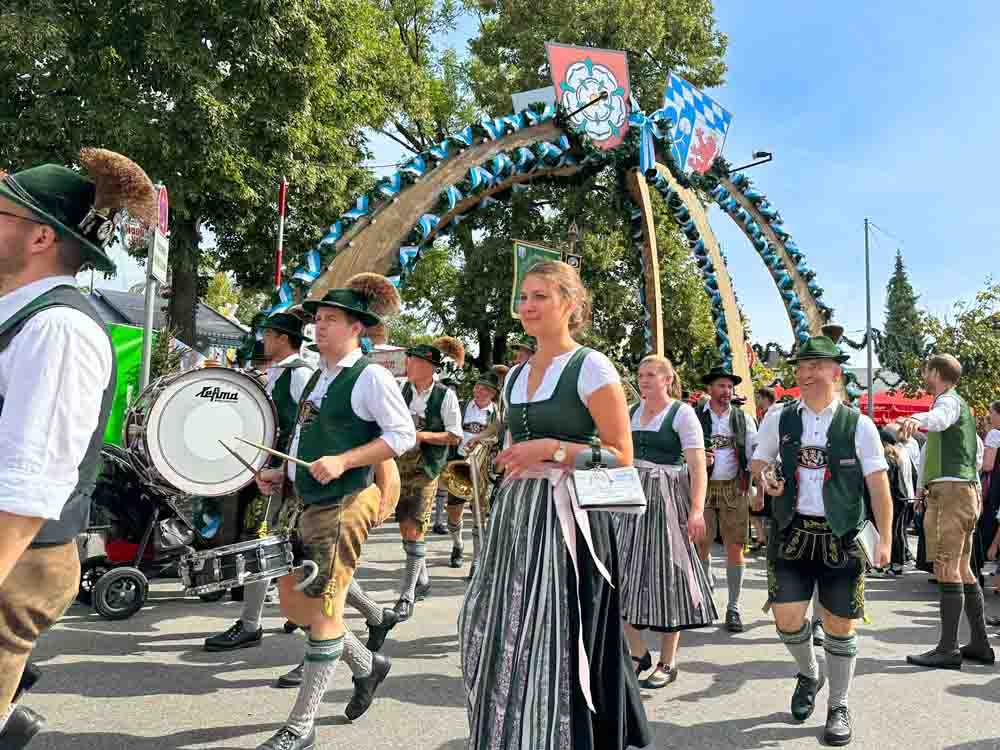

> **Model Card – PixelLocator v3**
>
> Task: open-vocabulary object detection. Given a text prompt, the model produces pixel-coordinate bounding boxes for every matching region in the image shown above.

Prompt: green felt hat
[0,150,156,274]
[474,370,501,393]
[259,312,310,341]
[511,335,537,353]
[701,365,742,386]
[406,343,444,367]
[303,288,381,327]
[787,335,850,364]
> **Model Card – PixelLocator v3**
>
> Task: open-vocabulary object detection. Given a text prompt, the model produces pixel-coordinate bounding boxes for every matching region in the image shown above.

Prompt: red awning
[858,391,933,426]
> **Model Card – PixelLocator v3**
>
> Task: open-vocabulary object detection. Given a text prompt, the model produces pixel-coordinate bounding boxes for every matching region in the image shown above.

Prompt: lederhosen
[445,399,496,508]
[698,404,750,545]
[766,400,868,619]
[396,381,450,531]
[289,356,383,617]
[0,285,116,707]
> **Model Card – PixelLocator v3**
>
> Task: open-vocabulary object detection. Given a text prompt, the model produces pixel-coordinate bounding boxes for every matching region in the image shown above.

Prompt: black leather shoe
[256,725,315,750]
[345,653,392,720]
[432,523,448,535]
[366,608,400,652]
[0,705,46,749]
[204,620,262,651]
[812,619,825,647]
[631,650,653,676]
[414,581,431,601]
[276,661,304,687]
[725,609,744,633]
[790,672,825,722]
[906,648,962,670]
[393,598,413,622]
[823,706,853,746]
[449,545,464,568]
[960,643,996,664]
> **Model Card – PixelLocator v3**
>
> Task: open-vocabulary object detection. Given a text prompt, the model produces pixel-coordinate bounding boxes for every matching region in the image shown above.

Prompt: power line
[867,221,904,247]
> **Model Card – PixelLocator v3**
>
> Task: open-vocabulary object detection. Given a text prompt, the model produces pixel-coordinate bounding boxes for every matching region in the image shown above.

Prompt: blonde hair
[638,354,682,400]
[523,260,592,334]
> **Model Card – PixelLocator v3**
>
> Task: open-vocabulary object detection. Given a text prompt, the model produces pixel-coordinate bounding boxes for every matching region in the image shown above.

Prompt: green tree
[881,250,925,387]
[204,272,239,317]
[923,280,1000,414]
[0,0,408,344]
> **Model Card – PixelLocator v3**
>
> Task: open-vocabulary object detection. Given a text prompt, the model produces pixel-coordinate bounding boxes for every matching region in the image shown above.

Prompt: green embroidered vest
[402,380,449,479]
[922,389,977,482]
[506,347,598,446]
[697,402,749,478]
[294,357,381,505]
[631,401,684,465]
[270,358,311,454]
[0,285,117,545]
[775,400,865,538]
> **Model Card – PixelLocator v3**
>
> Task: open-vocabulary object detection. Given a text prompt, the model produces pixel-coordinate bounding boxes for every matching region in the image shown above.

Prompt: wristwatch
[553,440,568,463]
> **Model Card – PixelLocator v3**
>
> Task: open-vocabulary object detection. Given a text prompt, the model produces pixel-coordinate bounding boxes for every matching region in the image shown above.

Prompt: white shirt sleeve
[855,414,889,476]
[0,310,113,519]
[977,435,985,472]
[578,351,621,402]
[744,413,759,463]
[441,388,464,439]
[986,429,1000,450]
[289,365,315,404]
[751,406,782,464]
[352,365,417,456]
[673,403,705,450]
[913,395,961,433]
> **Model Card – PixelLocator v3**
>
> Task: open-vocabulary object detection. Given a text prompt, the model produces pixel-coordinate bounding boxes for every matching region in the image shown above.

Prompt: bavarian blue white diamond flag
[661,73,732,174]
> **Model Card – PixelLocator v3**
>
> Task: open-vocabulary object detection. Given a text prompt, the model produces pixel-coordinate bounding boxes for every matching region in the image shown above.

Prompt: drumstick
[234,436,311,468]
[218,440,259,476]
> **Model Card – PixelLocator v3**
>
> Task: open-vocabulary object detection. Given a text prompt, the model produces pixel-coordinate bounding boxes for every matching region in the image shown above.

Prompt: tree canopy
[881,251,926,388]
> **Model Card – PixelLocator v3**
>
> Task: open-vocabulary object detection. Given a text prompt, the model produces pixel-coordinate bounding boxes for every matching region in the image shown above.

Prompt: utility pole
[864,218,874,418]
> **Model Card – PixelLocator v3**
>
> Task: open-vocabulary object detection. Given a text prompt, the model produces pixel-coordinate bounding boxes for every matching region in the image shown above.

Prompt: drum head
[144,369,277,496]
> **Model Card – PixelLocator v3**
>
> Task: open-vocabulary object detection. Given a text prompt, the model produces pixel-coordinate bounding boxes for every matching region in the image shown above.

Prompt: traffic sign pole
[141,184,169,389]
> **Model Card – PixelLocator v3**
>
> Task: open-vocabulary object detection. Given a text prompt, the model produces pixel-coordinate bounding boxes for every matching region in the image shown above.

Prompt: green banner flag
[104,323,145,446]
[510,239,561,318]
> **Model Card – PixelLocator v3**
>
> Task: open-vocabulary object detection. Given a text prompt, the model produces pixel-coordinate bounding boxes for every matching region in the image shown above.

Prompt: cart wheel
[283,621,300,634]
[198,590,226,602]
[93,567,148,620]
[78,558,112,606]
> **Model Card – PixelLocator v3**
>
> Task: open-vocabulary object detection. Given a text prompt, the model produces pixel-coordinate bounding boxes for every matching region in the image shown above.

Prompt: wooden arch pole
[625,168,664,356]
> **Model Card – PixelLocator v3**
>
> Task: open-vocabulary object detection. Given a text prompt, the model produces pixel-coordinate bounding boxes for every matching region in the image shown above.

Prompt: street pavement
[22,523,1000,750]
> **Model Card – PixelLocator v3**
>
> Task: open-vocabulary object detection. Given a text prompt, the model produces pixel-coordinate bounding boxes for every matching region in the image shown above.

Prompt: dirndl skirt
[613,464,717,632]
[459,474,651,750]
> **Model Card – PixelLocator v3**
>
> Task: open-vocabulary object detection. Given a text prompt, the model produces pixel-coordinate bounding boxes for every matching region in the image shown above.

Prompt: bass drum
[124,368,277,497]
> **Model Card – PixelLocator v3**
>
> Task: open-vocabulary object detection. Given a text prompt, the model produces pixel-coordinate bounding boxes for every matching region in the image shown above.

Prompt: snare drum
[124,368,277,497]
[179,535,294,595]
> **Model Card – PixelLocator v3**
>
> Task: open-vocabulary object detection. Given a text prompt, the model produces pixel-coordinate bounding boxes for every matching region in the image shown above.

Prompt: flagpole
[275,177,288,288]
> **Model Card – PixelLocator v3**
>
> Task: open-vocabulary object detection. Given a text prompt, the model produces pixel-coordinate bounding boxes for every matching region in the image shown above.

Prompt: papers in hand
[855,520,881,567]
[572,466,647,514]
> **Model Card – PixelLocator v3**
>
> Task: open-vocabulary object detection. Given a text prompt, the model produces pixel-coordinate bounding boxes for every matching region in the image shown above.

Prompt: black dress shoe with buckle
[906,647,962,670]
[824,706,853,746]
[790,673,825,722]
[725,609,744,633]
[366,608,400,652]
[393,598,413,622]
[449,545,464,568]
[256,725,315,750]
[0,705,46,749]
[345,653,392,720]
[276,661,305,687]
[204,620,263,652]
[414,581,431,601]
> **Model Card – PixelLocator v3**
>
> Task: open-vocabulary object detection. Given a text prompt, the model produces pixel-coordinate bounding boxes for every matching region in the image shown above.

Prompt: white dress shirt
[753,397,887,517]
[404,380,463,441]
[912,392,973,484]
[631,400,704,450]
[287,348,415,481]
[702,402,757,481]
[265,352,313,401]
[459,400,495,457]
[505,348,620,406]
[0,276,113,520]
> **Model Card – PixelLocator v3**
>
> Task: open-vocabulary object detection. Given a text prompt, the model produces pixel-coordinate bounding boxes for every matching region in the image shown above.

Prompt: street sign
[157,185,169,236]
[151,231,169,284]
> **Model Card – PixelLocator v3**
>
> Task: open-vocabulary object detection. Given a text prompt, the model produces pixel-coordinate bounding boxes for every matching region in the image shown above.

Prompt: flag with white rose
[545,43,631,151]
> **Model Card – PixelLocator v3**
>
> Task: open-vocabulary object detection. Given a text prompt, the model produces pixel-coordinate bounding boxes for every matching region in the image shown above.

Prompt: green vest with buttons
[294,357,381,505]
[697,402,749,478]
[506,347,598,446]
[402,381,449,479]
[774,400,866,538]
[630,401,684,465]
[922,389,977,483]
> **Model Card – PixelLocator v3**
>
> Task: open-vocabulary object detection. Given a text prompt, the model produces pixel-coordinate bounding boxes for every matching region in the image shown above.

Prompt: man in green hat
[695,365,758,633]
[393,341,463,621]
[510,335,536,365]
[899,354,994,670]
[252,273,415,749]
[204,310,315,662]
[752,332,891,747]
[0,149,156,746]
[444,369,501,572]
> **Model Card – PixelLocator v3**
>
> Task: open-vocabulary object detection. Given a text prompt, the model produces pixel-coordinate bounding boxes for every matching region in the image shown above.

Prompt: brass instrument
[441,438,497,540]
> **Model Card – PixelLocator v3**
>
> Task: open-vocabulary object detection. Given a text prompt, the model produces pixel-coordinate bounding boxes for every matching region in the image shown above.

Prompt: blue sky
[370,2,1000,362]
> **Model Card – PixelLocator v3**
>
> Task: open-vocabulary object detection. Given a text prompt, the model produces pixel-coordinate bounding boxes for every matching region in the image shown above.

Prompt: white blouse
[505,347,620,406]
[631,400,704,450]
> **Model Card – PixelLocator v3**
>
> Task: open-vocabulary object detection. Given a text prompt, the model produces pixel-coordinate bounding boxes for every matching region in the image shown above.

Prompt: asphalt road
[21,523,1000,750]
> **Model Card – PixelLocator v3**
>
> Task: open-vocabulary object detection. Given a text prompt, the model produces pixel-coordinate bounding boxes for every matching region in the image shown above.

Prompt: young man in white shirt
[0,150,156,748]
[753,333,891,747]
[898,354,994,669]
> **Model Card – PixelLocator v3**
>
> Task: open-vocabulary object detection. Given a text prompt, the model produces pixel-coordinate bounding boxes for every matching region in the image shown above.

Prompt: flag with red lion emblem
[546,43,631,150]
[661,72,732,174]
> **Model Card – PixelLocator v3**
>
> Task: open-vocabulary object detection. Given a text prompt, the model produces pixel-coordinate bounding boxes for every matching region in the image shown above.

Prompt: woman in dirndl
[459,261,651,750]
[615,355,715,688]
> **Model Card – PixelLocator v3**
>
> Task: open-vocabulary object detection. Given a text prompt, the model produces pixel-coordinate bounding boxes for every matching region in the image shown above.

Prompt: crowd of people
[0,148,996,750]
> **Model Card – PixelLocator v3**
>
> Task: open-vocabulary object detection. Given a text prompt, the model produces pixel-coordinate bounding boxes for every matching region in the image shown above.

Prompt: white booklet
[572,466,647,515]
[855,520,881,567]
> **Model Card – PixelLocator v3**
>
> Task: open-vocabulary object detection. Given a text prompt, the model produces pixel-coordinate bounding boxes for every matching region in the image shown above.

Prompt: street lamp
[731,150,773,173]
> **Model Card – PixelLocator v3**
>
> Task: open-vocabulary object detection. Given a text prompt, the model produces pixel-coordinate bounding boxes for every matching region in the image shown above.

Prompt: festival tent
[858,391,934,425]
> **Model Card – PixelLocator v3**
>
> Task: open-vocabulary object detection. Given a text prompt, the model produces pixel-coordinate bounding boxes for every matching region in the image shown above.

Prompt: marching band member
[459,261,650,750]
[254,274,415,750]
[431,337,466,535]
[510,334,536,365]
[696,366,757,633]
[0,150,156,747]
[752,332,891,747]
[393,338,463,621]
